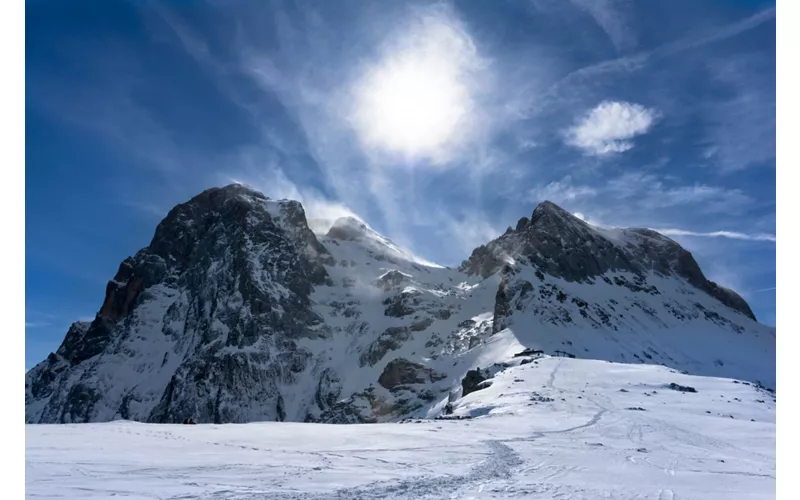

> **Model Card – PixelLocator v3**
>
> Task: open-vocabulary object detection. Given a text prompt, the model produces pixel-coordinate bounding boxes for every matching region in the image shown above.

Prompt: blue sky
[25,0,776,370]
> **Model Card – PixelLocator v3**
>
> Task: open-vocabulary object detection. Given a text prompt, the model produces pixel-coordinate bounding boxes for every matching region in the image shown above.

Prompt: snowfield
[26,353,775,499]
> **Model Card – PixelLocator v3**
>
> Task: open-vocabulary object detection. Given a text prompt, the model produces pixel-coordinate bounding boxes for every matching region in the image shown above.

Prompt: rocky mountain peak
[520,200,600,244]
[149,184,319,268]
[461,200,756,320]
[531,199,579,223]
[510,200,584,233]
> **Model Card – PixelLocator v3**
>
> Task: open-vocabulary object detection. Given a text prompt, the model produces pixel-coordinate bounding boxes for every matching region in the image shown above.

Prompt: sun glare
[350,15,480,162]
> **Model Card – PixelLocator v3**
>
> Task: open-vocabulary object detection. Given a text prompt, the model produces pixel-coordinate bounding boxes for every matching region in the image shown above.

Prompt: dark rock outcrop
[360,327,412,367]
[667,383,697,393]
[377,358,447,390]
[373,270,412,291]
[383,289,422,318]
[461,368,488,398]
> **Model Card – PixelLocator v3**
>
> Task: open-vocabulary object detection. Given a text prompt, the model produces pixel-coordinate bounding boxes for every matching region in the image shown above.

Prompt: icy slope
[26,351,775,499]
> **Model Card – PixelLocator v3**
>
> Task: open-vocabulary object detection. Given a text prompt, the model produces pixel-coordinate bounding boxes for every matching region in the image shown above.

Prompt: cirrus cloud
[652,228,775,242]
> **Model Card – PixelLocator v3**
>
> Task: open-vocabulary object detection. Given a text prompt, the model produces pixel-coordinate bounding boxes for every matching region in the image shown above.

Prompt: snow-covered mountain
[25,184,775,424]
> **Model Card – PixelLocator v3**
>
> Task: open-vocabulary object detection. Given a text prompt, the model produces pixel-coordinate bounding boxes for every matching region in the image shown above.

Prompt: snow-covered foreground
[26,356,775,499]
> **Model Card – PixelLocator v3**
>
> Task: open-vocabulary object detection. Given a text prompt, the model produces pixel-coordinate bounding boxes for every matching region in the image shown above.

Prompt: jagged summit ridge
[461,200,755,320]
[25,187,773,425]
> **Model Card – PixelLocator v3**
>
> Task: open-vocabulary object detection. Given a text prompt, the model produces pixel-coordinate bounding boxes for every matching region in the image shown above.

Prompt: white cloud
[564,100,658,155]
[653,228,775,242]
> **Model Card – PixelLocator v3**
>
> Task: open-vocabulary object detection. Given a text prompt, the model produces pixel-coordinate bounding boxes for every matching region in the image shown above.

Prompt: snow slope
[492,266,775,387]
[26,348,776,499]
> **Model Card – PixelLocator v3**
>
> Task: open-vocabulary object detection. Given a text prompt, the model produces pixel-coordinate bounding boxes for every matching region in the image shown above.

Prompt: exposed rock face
[383,289,422,317]
[378,359,447,390]
[26,191,774,425]
[461,369,488,398]
[360,327,413,367]
[373,270,412,291]
[26,185,335,424]
[705,281,756,321]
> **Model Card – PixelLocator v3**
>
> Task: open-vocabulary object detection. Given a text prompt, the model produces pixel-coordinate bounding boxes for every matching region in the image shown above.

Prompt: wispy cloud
[436,211,503,258]
[529,175,597,202]
[658,7,775,56]
[33,86,187,175]
[702,55,775,172]
[25,309,94,331]
[146,2,211,64]
[530,172,751,216]
[520,7,775,119]
[567,0,637,52]
[564,101,659,156]
[25,321,52,329]
[653,228,776,242]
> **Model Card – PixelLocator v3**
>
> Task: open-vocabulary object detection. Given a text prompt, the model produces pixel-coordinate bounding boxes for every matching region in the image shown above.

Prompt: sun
[353,54,470,159]
[350,16,479,162]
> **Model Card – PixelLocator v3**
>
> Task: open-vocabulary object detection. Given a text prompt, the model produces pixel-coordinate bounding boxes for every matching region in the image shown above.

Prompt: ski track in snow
[264,440,522,500]
[26,357,775,499]
[231,361,594,499]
